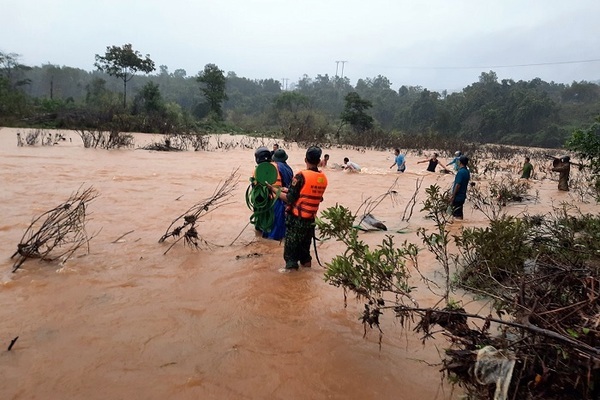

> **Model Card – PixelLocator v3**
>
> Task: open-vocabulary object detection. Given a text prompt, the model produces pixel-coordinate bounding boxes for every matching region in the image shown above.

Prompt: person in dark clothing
[417,152,448,172]
[265,149,294,240]
[267,146,328,272]
[551,156,570,191]
[450,156,471,220]
[250,146,275,237]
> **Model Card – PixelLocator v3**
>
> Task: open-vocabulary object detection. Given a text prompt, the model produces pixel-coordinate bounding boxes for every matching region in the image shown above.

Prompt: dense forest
[1,46,600,148]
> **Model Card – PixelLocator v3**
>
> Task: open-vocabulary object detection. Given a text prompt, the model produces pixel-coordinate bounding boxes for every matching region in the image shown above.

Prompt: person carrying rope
[265,149,293,240]
[267,146,328,273]
[247,146,282,238]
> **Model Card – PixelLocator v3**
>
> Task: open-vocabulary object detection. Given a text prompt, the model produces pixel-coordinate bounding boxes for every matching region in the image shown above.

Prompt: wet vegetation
[158,169,240,254]
[316,168,600,399]
[11,187,98,272]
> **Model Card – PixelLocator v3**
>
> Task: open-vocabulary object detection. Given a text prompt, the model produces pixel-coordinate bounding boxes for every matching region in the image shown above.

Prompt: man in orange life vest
[267,146,328,272]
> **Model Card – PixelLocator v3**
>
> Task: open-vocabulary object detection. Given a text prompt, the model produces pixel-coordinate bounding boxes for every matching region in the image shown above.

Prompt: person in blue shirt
[265,148,294,240]
[446,151,462,171]
[450,156,471,220]
[389,148,406,172]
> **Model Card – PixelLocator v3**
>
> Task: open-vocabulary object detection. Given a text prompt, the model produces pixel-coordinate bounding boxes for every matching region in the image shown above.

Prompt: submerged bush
[454,216,533,293]
[451,207,600,399]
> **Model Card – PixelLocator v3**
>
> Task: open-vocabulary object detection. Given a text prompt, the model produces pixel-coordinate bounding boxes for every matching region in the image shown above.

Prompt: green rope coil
[245,178,277,233]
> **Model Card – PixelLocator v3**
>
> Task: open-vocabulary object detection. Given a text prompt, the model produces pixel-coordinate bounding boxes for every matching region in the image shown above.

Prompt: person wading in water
[551,156,571,191]
[267,146,328,273]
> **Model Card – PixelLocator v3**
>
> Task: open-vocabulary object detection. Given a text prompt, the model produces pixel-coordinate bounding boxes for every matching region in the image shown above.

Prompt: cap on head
[459,155,469,166]
[254,146,271,164]
[305,146,322,165]
[272,149,288,163]
[455,151,461,157]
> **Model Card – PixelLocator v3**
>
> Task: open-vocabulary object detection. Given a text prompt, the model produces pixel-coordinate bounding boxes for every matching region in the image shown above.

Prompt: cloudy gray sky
[2,0,600,92]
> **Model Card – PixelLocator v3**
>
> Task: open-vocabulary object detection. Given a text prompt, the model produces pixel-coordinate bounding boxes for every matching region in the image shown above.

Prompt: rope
[312,232,323,267]
[247,176,323,267]
[245,178,277,234]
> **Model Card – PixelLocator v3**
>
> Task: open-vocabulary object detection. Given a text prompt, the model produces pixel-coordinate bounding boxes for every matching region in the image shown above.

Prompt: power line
[363,58,600,71]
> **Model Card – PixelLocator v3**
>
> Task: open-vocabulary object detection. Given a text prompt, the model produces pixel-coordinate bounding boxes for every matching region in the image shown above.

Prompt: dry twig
[11,186,99,272]
[159,169,240,254]
[355,177,400,229]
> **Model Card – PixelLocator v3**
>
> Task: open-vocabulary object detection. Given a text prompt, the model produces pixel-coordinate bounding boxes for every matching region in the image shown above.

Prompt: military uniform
[282,147,327,270]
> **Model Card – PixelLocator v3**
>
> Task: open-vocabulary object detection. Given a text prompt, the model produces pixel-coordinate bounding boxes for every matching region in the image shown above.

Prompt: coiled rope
[245,178,279,233]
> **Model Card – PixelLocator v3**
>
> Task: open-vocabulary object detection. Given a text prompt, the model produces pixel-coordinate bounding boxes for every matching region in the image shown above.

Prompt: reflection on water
[0,128,595,399]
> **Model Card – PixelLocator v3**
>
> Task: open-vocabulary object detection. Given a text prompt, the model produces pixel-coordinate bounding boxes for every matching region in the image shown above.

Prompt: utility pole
[281,78,289,91]
[335,61,340,77]
[339,61,348,79]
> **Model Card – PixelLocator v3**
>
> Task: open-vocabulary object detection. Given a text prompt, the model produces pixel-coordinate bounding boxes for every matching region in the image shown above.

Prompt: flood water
[0,127,596,399]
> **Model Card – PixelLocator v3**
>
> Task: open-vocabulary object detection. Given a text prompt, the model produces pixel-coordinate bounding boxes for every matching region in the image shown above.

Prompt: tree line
[1,45,600,148]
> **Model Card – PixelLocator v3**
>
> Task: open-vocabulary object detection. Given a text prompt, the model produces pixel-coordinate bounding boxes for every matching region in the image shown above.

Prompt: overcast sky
[2,0,600,92]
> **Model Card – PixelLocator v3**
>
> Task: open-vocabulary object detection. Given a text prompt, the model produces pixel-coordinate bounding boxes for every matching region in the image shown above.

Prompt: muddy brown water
[0,127,596,399]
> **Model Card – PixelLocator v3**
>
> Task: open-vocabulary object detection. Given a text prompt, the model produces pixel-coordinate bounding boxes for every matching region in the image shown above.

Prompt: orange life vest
[271,162,282,187]
[290,170,327,219]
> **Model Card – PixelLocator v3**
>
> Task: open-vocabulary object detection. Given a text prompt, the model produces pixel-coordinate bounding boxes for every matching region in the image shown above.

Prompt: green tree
[295,74,350,119]
[355,75,399,129]
[0,51,32,88]
[561,81,600,103]
[85,77,118,109]
[566,116,600,200]
[133,81,164,115]
[340,91,374,134]
[272,91,314,141]
[94,44,155,108]
[409,89,440,132]
[196,63,228,121]
[0,51,31,120]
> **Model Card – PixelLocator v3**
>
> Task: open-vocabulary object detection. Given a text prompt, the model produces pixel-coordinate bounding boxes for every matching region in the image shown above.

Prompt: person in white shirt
[343,157,361,172]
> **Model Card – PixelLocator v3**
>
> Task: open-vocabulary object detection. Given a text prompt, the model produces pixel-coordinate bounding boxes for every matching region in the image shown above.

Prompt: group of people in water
[250,144,573,272]
[337,149,461,175]
[249,145,478,272]
[520,154,571,191]
[250,144,328,273]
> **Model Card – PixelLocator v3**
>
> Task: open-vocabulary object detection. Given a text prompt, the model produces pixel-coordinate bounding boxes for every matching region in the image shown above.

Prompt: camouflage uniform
[284,213,315,269]
[552,159,570,191]
[283,170,315,269]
